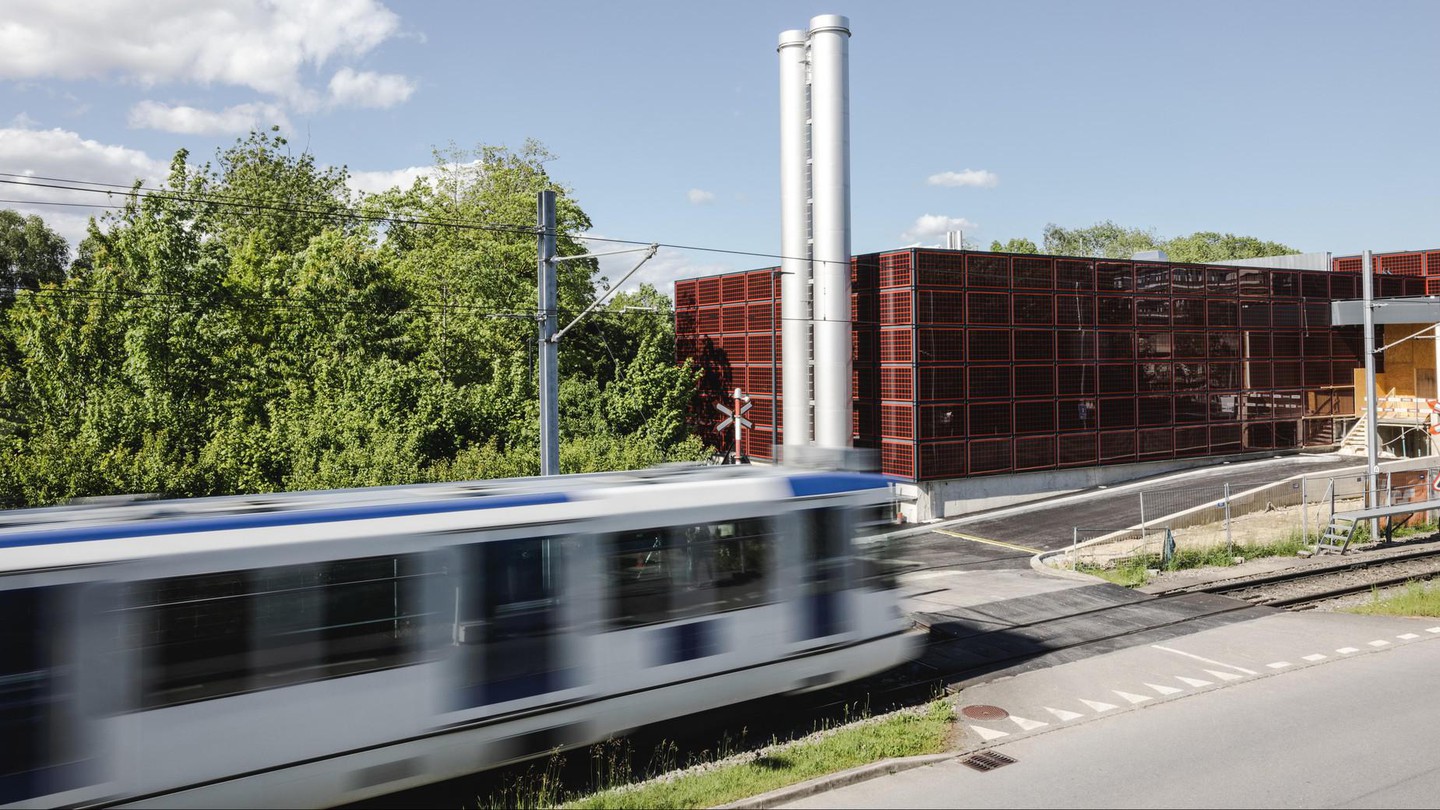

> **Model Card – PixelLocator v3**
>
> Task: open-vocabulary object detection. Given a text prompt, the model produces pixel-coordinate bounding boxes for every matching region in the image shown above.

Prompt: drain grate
[960,751,1017,772]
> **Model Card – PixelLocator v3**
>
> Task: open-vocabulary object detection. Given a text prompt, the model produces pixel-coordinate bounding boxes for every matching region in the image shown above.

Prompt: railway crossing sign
[715,388,754,462]
[714,396,753,431]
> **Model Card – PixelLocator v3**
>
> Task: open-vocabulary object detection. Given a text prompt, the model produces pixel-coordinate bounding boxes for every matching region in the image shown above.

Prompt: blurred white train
[0,464,920,808]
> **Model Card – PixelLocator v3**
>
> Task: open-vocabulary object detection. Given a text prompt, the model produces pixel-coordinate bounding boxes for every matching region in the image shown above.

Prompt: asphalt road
[892,454,1368,566]
[782,611,1440,808]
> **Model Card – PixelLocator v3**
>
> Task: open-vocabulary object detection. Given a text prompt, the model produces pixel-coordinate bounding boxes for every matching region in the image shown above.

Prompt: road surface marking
[1045,706,1085,722]
[1146,682,1183,695]
[1010,715,1048,731]
[1267,661,1292,669]
[972,725,1010,741]
[1205,669,1245,682]
[934,528,1043,554]
[1302,653,1327,662]
[1368,639,1391,648]
[1337,647,1360,654]
[1398,633,1420,640]
[1176,676,1213,688]
[1080,698,1118,712]
[1114,690,1153,704]
[1152,645,1258,675]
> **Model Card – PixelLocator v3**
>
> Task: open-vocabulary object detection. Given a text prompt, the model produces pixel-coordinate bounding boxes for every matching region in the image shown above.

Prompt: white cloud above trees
[926,169,999,188]
[0,0,414,133]
[127,101,291,135]
[0,126,170,249]
[902,213,978,243]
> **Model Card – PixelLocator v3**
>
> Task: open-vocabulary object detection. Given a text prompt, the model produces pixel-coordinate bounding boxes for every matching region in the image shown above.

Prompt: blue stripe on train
[786,471,889,498]
[0,491,569,551]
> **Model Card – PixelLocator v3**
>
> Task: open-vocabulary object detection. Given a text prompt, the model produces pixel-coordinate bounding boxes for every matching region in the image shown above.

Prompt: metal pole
[1139,491,1146,533]
[734,387,744,461]
[537,190,559,476]
[1072,527,1078,566]
[1362,248,1379,539]
[1224,481,1232,554]
[1301,476,1308,545]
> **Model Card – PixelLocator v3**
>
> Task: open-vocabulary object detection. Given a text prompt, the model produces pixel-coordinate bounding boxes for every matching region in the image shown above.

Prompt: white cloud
[127,100,291,134]
[927,169,999,188]
[901,214,978,243]
[346,164,434,196]
[0,126,170,249]
[687,188,716,205]
[0,0,410,108]
[327,68,415,109]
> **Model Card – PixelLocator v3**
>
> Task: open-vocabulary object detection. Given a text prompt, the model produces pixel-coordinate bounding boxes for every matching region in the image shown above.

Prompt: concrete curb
[714,752,956,809]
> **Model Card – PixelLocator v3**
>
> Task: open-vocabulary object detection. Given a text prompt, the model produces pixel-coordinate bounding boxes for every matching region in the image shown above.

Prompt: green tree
[0,209,68,301]
[988,237,1039,254]
[1042,221,1161,258]
[1160,231,1297,264]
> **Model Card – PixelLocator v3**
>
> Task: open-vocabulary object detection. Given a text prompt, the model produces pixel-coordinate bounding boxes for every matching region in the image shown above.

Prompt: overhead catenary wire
[0,172,853,268]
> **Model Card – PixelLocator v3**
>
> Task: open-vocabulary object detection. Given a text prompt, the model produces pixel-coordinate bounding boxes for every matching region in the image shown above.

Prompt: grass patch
[1078,530,1315,587]
[1346,579,1440,617]
[482,700,954,810]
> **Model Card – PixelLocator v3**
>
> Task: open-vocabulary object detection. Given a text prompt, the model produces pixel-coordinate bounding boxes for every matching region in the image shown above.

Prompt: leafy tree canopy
[0,133,703,507]
[984,220,1301,262]
[0,209,68,301]
[988,237,1039,254]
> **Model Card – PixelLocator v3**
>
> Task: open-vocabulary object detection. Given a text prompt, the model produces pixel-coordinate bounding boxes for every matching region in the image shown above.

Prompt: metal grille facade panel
[675,249,1391,480]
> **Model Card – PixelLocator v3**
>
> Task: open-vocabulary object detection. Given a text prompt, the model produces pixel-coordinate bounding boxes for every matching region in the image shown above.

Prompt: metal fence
[1060,458,1440,569]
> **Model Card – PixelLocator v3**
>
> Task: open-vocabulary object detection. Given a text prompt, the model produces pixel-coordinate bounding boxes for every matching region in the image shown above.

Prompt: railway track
[1156,541,1440,610]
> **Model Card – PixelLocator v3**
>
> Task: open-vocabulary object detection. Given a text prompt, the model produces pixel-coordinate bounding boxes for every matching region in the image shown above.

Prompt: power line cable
[0,172,848,267]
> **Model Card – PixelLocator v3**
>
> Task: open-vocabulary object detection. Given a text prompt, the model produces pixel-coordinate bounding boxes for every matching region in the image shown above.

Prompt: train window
[607,518,775,629]
[0,586,87,801]
[801,509,850,639]
[452,537,576,707]
[124,553,444,710]
[853,504,905,591]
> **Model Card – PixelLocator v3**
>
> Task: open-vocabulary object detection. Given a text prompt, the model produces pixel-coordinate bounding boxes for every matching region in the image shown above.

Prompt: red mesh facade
[675,248,1427,479]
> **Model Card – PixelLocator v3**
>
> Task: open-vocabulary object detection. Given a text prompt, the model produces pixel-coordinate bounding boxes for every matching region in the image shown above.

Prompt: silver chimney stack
[777,28,812,451]
[805,14,853,450]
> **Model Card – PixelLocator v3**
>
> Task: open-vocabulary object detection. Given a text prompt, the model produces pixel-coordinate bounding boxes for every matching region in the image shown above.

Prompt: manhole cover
[961,704,1009,721]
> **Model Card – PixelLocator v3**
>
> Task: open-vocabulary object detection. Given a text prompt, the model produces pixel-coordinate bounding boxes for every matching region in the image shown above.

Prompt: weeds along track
[1156,542,1440,610]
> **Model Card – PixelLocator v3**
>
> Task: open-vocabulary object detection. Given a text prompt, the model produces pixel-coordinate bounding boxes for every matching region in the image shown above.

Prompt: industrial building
[691,15,1440,521]
[674,249,1438,521]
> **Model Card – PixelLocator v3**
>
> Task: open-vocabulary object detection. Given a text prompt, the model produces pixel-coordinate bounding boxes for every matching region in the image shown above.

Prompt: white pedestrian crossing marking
[1176,676,1213,688]
[1010,715,1048,731]
[1080,698,1118,712]
[971,725,1010,741]
[1114,690,1153,705]
[1302,653,1327,662]
[1045,706,1085,722]
[1398,633,1420,640]
[1267,661,1292,669]
[1145,682,1183,695]
[1369,640,1391,648]
[1337,647,1360,654]
[1205,669,1244,682]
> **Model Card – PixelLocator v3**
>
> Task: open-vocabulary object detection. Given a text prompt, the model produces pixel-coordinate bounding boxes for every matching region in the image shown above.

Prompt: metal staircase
[1315,514,1358,554]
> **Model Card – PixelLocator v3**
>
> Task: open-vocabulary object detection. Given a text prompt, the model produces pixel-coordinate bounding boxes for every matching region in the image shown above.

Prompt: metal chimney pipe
[807,13,852,450]
[778,28,812,452]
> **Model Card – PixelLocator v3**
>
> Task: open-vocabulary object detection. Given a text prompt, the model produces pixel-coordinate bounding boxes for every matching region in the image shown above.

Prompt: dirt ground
[1076,496,1440,568]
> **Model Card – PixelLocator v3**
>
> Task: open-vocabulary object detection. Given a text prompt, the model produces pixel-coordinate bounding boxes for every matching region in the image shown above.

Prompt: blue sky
[1,1,1437,294]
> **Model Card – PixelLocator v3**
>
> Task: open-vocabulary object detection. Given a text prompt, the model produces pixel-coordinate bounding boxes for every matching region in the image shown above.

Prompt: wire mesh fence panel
[1061,527,1170,570]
